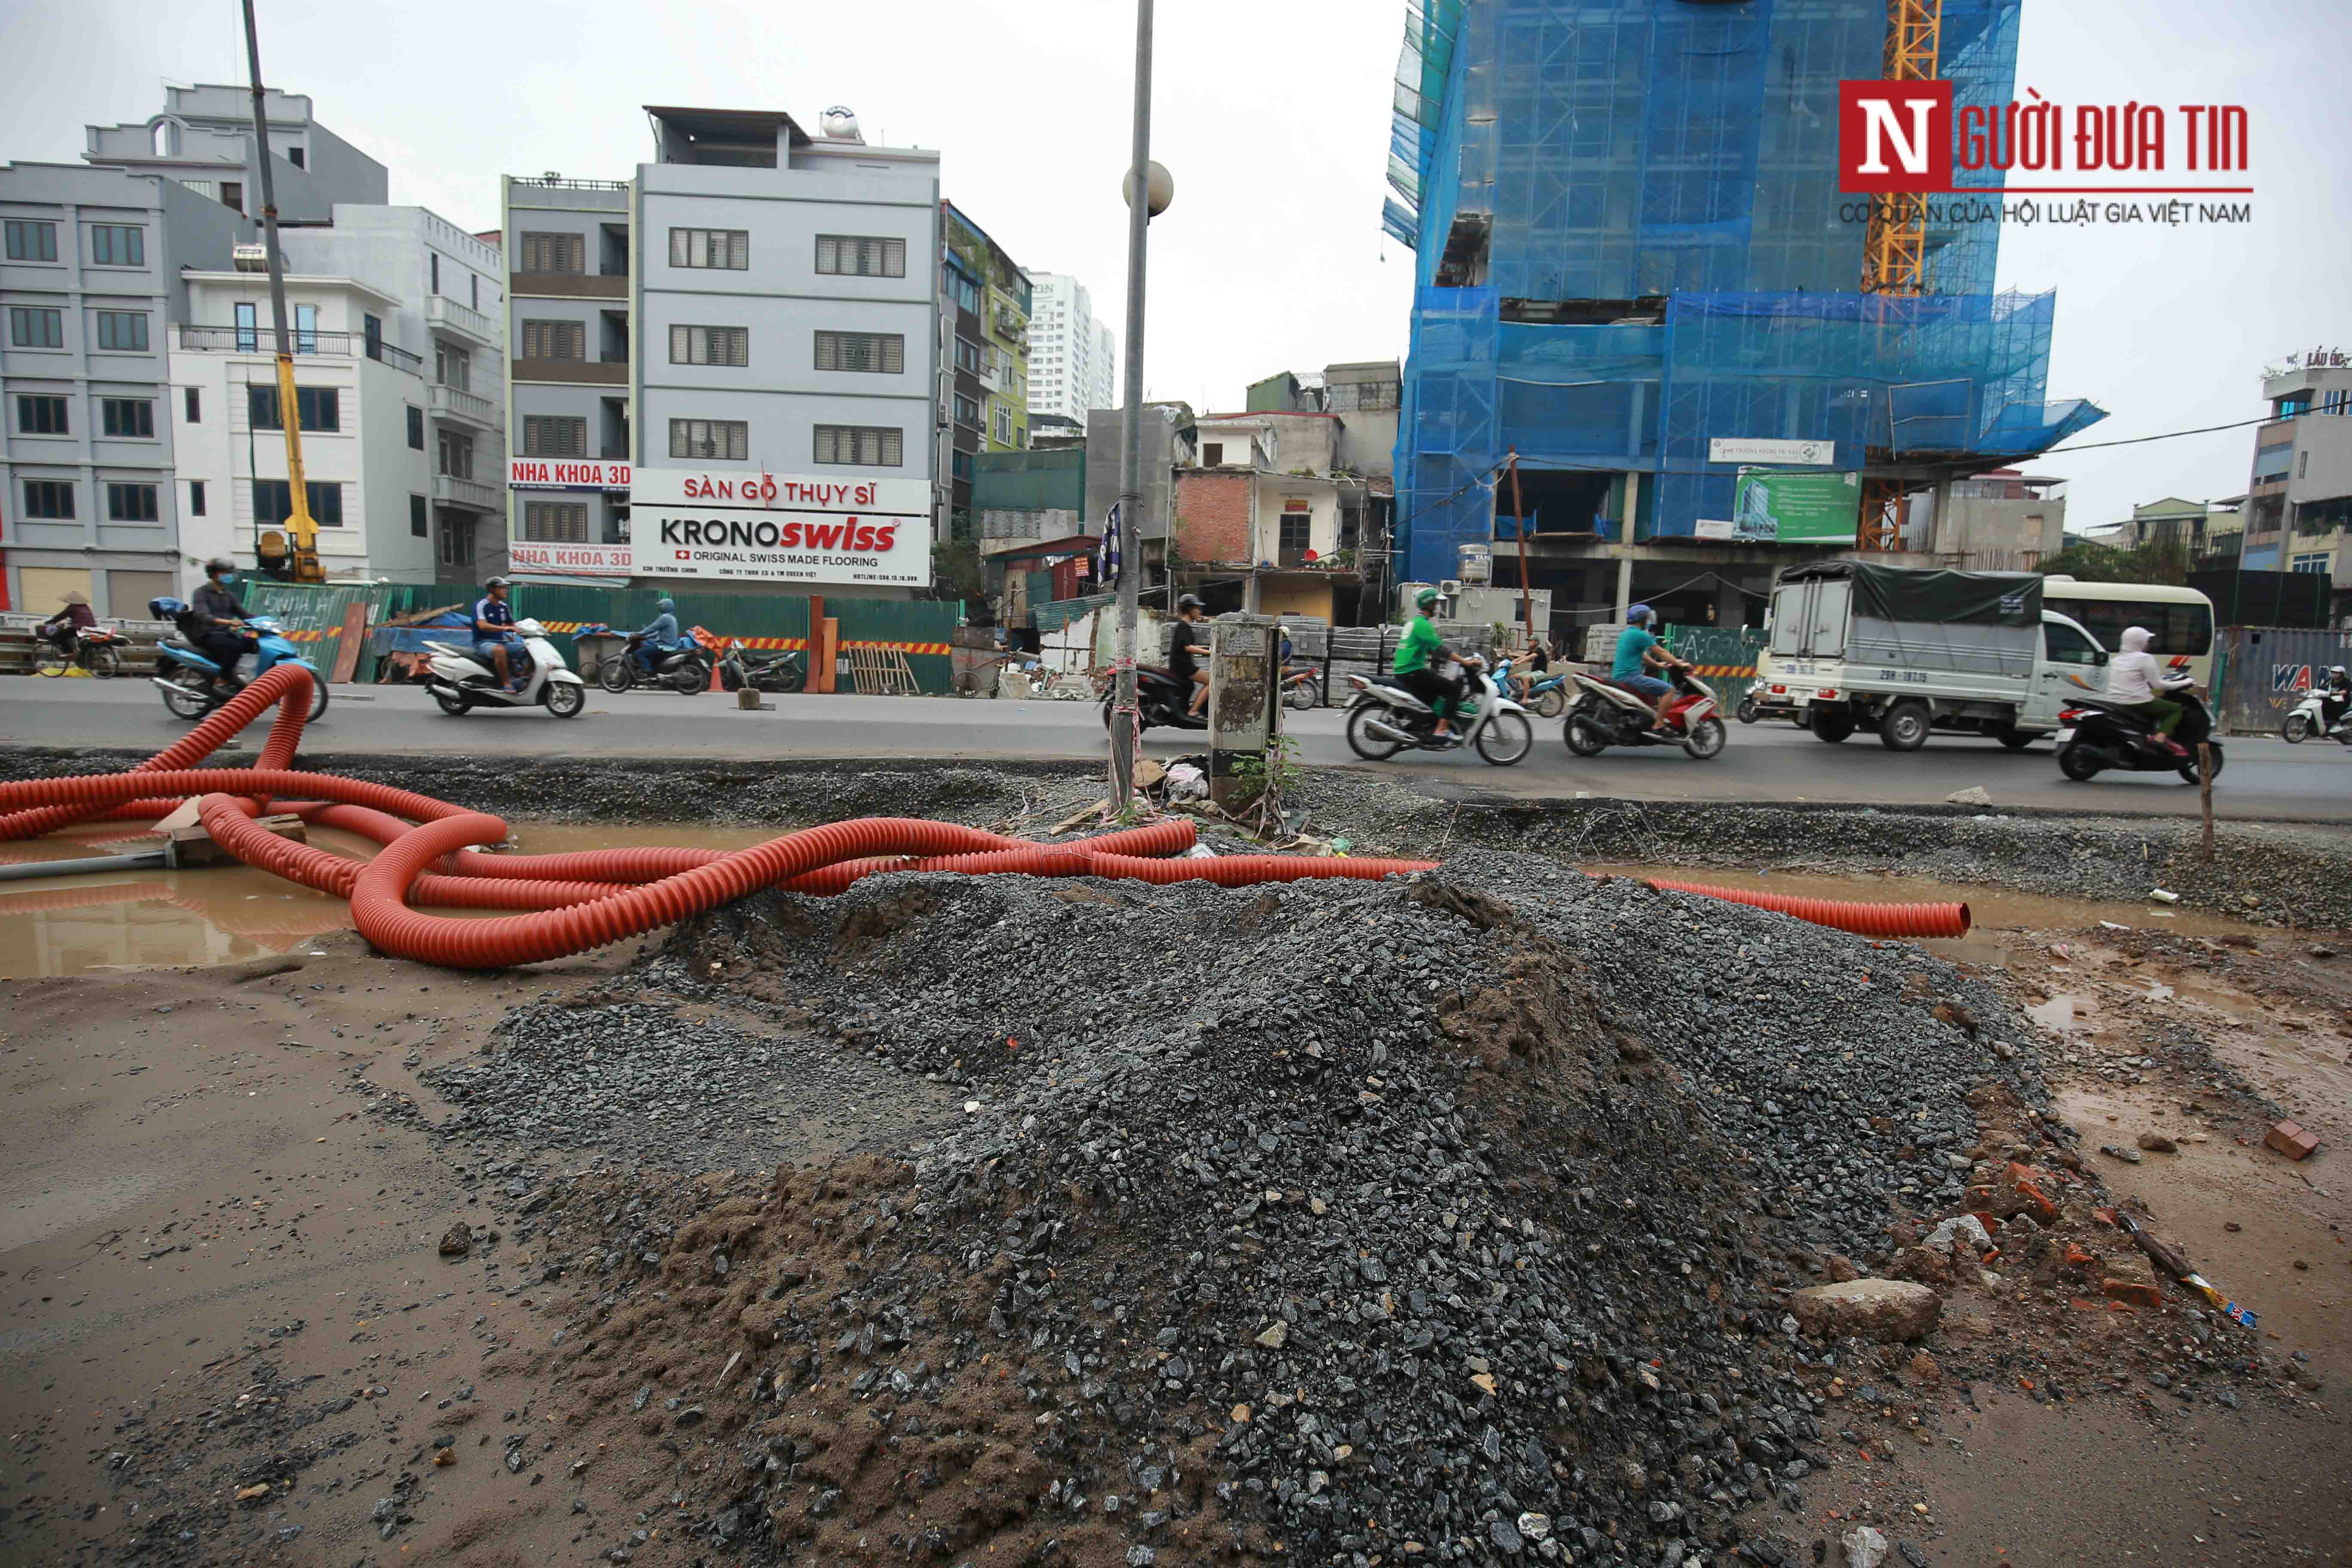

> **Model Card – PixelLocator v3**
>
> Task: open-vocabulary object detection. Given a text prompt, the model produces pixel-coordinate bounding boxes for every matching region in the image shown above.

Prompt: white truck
[1759,561,2107,750]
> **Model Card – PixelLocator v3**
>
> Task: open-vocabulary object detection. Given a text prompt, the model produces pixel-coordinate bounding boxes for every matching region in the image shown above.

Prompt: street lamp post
[1109,0,1167,814]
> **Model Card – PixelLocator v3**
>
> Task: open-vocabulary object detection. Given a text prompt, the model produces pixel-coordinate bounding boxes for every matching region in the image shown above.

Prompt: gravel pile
[440,851,2071,1568]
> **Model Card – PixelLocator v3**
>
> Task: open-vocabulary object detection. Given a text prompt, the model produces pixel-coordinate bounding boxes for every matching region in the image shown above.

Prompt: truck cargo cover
[1779,561,2042,628]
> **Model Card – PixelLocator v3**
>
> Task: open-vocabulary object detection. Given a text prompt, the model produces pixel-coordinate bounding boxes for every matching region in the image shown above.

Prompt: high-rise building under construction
[1385,0,2104,621]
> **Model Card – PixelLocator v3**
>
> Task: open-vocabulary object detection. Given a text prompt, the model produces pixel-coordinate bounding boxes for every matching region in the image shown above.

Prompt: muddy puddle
[0,824,779,979]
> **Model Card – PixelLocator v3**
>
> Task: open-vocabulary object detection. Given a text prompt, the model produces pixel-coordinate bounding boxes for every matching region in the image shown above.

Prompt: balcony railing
[513,271,627,300]
[511,357,628,386]
[429,382,496,426]
[432,472,502,513]
[426,295,500,346]
[176,324,423,374]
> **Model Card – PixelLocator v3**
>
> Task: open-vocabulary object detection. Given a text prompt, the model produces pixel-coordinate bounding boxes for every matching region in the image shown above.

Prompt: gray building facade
[2,161,252,616]
[84,84,386,222]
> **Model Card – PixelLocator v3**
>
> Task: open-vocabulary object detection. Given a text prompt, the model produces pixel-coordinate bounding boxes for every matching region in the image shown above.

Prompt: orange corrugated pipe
[0,665,1441,968]
[1646,878,1970,940]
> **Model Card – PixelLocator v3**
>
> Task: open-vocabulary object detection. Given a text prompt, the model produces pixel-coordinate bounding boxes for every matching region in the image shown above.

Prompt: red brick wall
[1176,471,1251,564]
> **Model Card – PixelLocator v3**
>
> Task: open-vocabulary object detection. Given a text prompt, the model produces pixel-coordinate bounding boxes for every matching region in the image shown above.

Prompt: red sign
[509,458,630,491]
[510,540,632,577]
[1840,80,1952,194]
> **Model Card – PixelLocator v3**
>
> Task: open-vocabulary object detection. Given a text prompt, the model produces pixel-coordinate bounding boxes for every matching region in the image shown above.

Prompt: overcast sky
[1,0,2343,530]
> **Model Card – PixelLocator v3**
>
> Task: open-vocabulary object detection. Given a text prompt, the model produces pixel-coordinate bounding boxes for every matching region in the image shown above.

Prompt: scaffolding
[1388,0,2098,583]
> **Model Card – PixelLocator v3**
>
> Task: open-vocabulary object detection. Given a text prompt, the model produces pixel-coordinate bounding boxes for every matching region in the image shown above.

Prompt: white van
[1764,561,2106,750]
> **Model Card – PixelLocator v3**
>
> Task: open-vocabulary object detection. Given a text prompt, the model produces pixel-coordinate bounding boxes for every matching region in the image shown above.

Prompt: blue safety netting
[1389,0,2101,581]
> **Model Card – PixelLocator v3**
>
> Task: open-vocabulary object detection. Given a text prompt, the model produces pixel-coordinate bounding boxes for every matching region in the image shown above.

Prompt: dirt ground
[1,883,2347,1567]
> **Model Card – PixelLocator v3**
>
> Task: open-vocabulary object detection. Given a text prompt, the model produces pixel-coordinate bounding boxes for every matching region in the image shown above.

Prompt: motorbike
[148,598,329,722]
[1559,666,1727,760]
[2057,674,2223,784]
[425,619,586,717]
[1281,662,1320,711]
[1097,665,1209,733]
[33,622,127,679]
[718,641,808,695]
[582,625,712,695]
[2281,686,2351,744]
[1495,658,1570,719]
[1341,656,1534,766]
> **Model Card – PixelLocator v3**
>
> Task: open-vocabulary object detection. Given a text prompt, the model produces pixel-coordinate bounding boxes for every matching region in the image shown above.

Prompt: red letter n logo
[1839,80,1952,193]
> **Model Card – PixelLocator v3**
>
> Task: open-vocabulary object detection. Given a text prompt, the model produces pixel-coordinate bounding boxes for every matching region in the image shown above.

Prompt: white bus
[2039,578,2217,689]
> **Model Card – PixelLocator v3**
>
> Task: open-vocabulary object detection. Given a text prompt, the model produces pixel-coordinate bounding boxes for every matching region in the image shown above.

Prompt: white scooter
[1341,656,1534,766]
[426,619,586,718]
[2281,685,2351,744]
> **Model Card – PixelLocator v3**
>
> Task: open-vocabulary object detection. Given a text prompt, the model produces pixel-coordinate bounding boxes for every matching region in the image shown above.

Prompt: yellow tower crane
[240,0,324,584]
[1857,0,1942,551]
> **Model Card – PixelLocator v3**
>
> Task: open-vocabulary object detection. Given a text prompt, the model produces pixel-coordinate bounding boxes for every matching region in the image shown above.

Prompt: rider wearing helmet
[635,597,684,677]
[1612,604,1690,731]
[2104,625,2187,758]
[1168,594,1210,716]
[1393,585,1466,743]
[2324,664,2351,736]
[472,576,522,690]
[191,557,256,692]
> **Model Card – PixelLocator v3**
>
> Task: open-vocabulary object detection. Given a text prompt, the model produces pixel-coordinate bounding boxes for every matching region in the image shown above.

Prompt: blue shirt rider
[1611,603,1690,729]
[636,599,682,674]
[472,576,522,689]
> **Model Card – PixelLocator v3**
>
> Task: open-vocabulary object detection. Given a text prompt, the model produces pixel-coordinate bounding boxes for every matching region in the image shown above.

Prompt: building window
[95,310,150,352]
[9,306,64,348]
[364,314,383,360]
[2293,551,2331,574]
[234,301,258,351]
[221,181,243,214]
[88,224,145,266]
[668,418,748,461]
[470,273,479,311]
[106,482,160,522]
[438,516,476,567]
[523,501,589,542]
[249,385,339,432]
[521,320,585,361]
[670,228,749,269]
[410,493,429,538]
[953,394,980,429]
[951,450,975,483]
[294,303,317,354]
[430,252,440,295]
[101,398,155,438]
[670,325,749,367]
[22,479,75,518]
[5,219,58,261]
[438,431,475,479]
[991,404,1013,445]
[407,404,425,449]
[814,235,906,277]
[954,338,982,374]
[15,395,68,435]
[813,425,903,466]
[288,146,304,168]
[815,330,902,374]
[1202,442,1224,466]
[435,343,471,389]
[1279,508,1312,554]
[2300,450,2311,480]
[184,386,201,423]
[525,415,589,457]
[518,232,585,274]
[190,479,207,517]
[254,479,344,527]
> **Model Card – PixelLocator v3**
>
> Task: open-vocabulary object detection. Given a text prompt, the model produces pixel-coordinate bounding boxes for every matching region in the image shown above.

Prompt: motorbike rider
[634,597,684,677]
[2104,625,2187,758]
[1169,594,1210,717]
[1613,604,1691,731]
[472,576,524,691]
[1394,586,1467,744]
[191,557,257,693]
[38,589,96,657]
[2321,665,2351,736]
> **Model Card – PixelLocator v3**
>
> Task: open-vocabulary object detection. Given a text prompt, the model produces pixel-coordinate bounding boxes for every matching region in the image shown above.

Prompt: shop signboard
[509,457,631,491]
[627,468,931,588]
[1730,469,1862,544]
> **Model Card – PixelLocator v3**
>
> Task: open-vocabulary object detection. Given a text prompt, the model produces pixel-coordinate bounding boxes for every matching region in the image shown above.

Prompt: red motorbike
[1559,666,1726,760]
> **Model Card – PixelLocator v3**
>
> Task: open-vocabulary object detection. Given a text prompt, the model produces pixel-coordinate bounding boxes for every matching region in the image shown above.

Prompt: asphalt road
[3,675,2348,821]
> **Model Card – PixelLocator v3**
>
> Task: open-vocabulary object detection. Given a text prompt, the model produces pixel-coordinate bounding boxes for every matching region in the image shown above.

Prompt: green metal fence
[242,582,962,692]
[1662,625,1766,711]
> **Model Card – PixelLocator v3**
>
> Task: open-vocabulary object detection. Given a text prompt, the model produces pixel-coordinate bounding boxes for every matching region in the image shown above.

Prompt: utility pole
[1108,0,1158,812]
[241,0,320,582]
[1506,448,1531,645]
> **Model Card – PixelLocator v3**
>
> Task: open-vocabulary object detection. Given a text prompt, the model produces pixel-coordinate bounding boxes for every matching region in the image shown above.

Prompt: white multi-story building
[171,269,435,584]
[503,105,940,596]
[1025,272,1115,426]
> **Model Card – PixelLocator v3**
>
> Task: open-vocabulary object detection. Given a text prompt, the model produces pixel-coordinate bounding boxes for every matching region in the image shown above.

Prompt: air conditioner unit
[1439,579,1461,594]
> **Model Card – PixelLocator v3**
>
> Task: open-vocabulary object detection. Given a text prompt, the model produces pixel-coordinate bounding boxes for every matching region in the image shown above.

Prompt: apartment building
[505,107,940,592]
[1025,272,1115,426]
[2242,354,2352,585]
[83,83,386,223]
[2,160,250,616]
[170,207,504,586]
